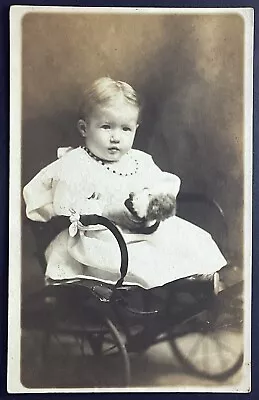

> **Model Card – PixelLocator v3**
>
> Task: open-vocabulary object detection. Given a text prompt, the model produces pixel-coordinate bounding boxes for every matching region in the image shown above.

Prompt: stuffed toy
[125,188,177,223]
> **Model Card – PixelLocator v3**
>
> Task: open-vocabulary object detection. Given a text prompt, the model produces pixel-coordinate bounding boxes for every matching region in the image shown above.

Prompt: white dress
[23,147,227,289]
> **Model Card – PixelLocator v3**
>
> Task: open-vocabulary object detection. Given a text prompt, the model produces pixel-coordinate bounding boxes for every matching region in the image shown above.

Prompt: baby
[76,78,179,230]
[23,77,226,288]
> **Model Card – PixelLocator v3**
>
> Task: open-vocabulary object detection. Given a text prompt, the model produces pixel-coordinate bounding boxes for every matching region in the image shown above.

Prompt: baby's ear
[77,119,88,137]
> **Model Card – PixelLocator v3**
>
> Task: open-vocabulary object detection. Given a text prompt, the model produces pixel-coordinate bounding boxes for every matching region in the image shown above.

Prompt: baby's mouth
[108,147,120,153]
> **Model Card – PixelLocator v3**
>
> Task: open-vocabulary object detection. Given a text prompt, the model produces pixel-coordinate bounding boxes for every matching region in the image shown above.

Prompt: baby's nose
[110,130,121,142]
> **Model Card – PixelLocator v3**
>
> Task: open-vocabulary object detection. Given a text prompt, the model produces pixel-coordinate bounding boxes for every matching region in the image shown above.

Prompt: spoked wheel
[80,317,131,388]
[48,316,130,388]
[169,293,244,381]
[21,311,131,388]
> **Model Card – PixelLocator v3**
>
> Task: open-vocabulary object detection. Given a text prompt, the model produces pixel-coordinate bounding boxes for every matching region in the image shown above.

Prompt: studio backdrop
[21,11,244,291]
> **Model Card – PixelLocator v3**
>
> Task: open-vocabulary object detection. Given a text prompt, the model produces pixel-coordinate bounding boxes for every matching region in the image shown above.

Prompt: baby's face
[83,99,139,162]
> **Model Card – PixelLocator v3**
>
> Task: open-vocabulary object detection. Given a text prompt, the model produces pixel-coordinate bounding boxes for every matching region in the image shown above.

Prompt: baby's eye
[122,126,132,132]
[101,124,111,130]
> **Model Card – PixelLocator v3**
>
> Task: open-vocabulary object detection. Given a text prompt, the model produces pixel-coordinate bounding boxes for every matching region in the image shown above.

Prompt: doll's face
[78,98,139,162]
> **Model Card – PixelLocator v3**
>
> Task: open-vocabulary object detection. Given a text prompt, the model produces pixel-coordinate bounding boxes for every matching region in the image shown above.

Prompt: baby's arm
[147,171,181,198]
[103,156,181,227]
[23,160,61,222]
[23,148,85,222]
[102,198,144,230]
[128,163,181,222]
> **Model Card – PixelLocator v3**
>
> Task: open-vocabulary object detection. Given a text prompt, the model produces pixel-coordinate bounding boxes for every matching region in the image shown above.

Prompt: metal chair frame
[21,192,244,388]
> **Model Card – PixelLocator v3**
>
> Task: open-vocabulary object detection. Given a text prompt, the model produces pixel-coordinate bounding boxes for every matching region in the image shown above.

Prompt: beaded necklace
[82,147,139,177]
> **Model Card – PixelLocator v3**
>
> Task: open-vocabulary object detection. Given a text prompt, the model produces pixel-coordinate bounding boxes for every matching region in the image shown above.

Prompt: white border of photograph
[8,5,253,393]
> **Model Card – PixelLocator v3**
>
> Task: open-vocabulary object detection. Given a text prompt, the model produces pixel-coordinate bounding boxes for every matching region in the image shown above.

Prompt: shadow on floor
[20,330,243,390]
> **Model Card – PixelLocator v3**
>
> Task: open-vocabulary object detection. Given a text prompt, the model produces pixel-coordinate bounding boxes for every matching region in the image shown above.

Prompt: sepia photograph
[8,6,253,392]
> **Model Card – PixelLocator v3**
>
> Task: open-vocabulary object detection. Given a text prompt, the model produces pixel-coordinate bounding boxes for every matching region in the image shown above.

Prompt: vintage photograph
[8,6,253,392]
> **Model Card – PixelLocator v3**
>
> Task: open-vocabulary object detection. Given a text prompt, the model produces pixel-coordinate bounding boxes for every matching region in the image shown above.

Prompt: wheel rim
[21,317,131,388]
[84,317,131,387]
[170,309,243,381]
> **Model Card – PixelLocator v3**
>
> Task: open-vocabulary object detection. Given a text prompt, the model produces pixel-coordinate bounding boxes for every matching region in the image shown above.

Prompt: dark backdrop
[21,11,244,288]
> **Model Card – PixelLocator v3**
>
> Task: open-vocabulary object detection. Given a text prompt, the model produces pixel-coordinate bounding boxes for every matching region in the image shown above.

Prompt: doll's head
[77,77,140,162]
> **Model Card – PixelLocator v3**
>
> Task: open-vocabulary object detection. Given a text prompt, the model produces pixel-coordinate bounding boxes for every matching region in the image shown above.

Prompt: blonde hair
[79,77,141,121]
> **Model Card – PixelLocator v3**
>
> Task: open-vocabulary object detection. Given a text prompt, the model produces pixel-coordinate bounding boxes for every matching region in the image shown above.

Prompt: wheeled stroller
[21,192,244,388]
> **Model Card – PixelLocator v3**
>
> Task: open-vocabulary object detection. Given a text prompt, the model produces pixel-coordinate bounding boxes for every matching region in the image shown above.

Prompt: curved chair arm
[177,192,228,234]
[177,192,225,218]
[26,213,129,290]
[79,214,129,288]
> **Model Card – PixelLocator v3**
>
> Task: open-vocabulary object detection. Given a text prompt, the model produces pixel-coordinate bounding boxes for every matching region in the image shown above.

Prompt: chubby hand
[125,189,177,222]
